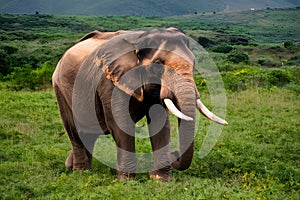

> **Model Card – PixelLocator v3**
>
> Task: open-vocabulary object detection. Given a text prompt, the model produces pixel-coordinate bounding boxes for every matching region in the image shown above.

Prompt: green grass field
[0,88,299,199]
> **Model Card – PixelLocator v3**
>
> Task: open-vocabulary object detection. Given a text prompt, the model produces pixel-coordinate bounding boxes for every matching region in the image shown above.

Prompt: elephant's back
[52,35,113,87]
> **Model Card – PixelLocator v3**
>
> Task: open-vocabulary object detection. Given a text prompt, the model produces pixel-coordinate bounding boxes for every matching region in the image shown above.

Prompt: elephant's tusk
[196,99,228,126]
[164,99,193,121]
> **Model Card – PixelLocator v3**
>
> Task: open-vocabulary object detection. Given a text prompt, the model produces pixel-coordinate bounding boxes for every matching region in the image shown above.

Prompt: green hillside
[0,8,299,89]
[0,8,299,42]
[0,0,299,16]
[174,8,300,43]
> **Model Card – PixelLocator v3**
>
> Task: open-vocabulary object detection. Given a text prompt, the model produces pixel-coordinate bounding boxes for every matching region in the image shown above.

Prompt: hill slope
[0,0,299,16]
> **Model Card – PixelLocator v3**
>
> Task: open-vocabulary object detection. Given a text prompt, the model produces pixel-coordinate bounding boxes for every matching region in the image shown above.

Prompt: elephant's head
[98,28,227,170]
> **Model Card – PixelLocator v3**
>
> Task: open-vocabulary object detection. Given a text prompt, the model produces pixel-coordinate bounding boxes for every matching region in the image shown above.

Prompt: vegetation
[210,44,234,53]
[0,7,299,199]
[0,8,299,91]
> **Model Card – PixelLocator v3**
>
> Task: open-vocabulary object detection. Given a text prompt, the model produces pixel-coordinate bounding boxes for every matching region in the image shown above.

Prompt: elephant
[52,28,227,182]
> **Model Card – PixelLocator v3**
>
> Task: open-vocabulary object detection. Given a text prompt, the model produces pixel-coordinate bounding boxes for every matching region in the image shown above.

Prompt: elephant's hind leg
[54,85,94,170]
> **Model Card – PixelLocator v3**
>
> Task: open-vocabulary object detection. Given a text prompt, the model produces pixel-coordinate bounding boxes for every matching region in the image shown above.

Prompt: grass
[0,87,299,199]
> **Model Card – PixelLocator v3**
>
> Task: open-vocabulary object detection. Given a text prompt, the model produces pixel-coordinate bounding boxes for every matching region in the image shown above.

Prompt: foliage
[197,36,215,48]
[228,35,249,46]
[5,62,55,90]
[227,50,249,63]
[0,44,18,75]
[284,40,295,49]
[211,44,234,53]
[0,8,299,91]
[221,67,295,92]
[287,55,300,66]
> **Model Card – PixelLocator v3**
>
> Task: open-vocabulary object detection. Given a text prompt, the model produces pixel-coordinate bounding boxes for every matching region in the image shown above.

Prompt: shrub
[11,30,38,41]
[0,44,19,75]
[221,68,293,92]
[0,49,10,75]
[257,58,281,68]
[5,65,34,90]
[31,62,55,89]
[194,73,206,89]
[217,62,249,72]
[257,59,266,65]
[288,66,300,84]
[211,44,233,53]
[283,41,294,49]
[197,36,215,48]
[286,55,300,66]
[267,69,292,87]
[229,36,249,46]
[5,62,55,90]
[0,44,18,54]
[227,50,249,63]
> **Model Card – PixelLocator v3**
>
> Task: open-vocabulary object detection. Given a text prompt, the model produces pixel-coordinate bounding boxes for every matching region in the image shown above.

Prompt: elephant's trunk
[165,76,196,171]
[172,87,195,170]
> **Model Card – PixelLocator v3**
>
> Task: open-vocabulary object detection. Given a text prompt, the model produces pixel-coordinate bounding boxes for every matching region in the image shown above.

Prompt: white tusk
[196,99,228,126]
[164,99,193,121]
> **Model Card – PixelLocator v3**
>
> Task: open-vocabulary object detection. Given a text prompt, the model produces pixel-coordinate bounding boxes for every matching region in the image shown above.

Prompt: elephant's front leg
[102,102,137,179]
[99,83,138,179]
[147,111,172,182]
[113,126,137,179]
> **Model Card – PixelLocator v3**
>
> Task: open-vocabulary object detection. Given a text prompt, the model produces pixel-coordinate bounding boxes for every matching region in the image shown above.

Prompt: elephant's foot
[117,171,136,180]
[65,150,74,169]
[150,169,172,182]
[65,149,92,170]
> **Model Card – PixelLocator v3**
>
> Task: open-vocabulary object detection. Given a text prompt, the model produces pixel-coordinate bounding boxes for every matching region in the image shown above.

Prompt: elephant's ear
[101,36,144,102]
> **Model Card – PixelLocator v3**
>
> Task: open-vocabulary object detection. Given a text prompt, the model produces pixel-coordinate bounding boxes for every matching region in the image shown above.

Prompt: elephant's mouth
[144,83,161,99]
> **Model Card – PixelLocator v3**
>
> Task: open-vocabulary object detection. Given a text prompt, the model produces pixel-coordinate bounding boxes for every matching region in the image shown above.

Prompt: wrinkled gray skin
[52,28,198,181]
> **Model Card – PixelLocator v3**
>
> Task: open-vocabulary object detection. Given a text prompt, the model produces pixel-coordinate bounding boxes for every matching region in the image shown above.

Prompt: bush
[268,69,292,87]
[227,50,249,63]
[286,55,300,66]
[194,73,206,89]
[0,49,10,75]
[283,41,294,49]
[257,58,281,68]
[31,62,55,89]
[0,44,19,75]
[5,65,34,90]
[217,62,249,72]
[197,36,215,48]
[211,44,233,53]
[229,36,249,46]
[5,62,55,90]
[11,30,38,41]
[221,68,293,91]
[0,44,18,54]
